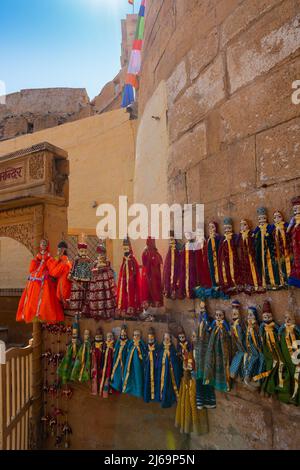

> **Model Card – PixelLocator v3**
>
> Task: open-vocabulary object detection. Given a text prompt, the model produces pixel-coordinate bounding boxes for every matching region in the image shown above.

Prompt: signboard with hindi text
[0,162,25,188]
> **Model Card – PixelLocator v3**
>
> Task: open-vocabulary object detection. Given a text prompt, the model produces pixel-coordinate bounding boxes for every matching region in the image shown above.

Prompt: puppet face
[284,312,295,325]
[258,214,267,226]
[120,328,128,340]
[40,239,48,253]
[215,310,225,322]
[95,334,103,343]
[185,231,194,242]
[247,309,257,323]
[293,204,300,216]
[106,332,114,342]
[262,312,273,324]
[71,337,77,346]
[240,219,249,232]
[178,333,186,343]
[199,301,206,314]
[133,330,141,341]
[147,333,155,345]
[273,211,283,224]
[224,223,233,235]
[57,246,66,257]
[78,248,88,257]
[164,333,171,345]
[84,330,90,342]
[208,223,217,236]
[231,307,240,322]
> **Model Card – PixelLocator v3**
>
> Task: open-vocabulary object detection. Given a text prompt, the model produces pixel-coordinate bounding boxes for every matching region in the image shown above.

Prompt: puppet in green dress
[71,329,91,384]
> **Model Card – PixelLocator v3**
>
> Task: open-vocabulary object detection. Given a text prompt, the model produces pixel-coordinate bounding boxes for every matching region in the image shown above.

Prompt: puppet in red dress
[140,237,163,308]
[16,239,64,323]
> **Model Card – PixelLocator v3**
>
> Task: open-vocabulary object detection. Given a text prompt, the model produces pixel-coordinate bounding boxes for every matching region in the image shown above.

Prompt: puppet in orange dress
[16,239,64,324]
[47,241,72,308]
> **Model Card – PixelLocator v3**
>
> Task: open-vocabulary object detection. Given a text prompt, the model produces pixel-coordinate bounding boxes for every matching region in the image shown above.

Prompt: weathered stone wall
[134,0,300,450]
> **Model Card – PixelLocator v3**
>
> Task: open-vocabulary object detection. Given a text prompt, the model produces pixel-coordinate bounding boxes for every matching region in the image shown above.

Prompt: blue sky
[0,0,135,99]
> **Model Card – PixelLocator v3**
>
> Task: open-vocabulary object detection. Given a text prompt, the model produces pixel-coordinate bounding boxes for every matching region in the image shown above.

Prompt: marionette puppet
[288,196,300,288]
[238,219,264,295]
[99,332,115,398]
[140,237,164,308]
[91,329,104,396]
[144,327,159,403]
[84,240,116,320]
[122,330,146,398]
[117,237,141,318]
[203,222,223,291]
[68,242,92,317]
[254,207,280,290]
[47,241,72,308]
[229,300,247,381]
[193,301,216,409]
[177,326,191,365]
[195,226,212,292]
[155,332,182,408]
[16,238,65,324]
[70,329,91,384]
[271,210,292,288]
[163,231,182,300]
[258,301,285,396]
[178,232,198,300]
[243,306,265,389]
[278,312,300,405]
[175,352,208,436]
[218,218,241,296]
[57,319,81,385]
[111,325,130,393]
[203,310,232,392]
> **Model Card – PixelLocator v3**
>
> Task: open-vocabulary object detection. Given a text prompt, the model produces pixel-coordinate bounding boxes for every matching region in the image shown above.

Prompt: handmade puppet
[203,222,223,290]
[84,240,116,320]
[271,210,292,287]
[144,327,159,403]
[218,218,241,295]
[259,301,284,396]
[47,240,72,308]
[254,207,280,290]
[140,237,163,308]
[91,329,104,396]
[111,325,130,393]
[278,312,300,405]
[16,239,65,323]
[68,242,92,317]
[244,306,265,389]
[99,332,115,398]
[71,329,91,384]
[192,304,216,410]
[177,326,191,365]
[238,219,263,294]
[155,332,182,408]
[203,310,232,392]
[288,196,300,288]
[178,232,198,299]
[229,300,246,381]
[195,226,212,290]
[57,319,81,385]
[163,231,182,299]
[116,237,141,318]
[122,330,146,398]
[175,352,208,435]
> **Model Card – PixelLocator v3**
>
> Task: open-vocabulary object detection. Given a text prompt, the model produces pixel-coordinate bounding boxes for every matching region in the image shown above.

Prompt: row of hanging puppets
[16,198,300,324]
[41,296,300,445]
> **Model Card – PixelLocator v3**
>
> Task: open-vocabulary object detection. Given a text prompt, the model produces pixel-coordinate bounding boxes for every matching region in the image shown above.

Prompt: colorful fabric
[204,235,223,288]
[144,342,159,403]
[278,324,300,405]
[178,242,198,299]
[288,215,300,288]
[111,339,130,392]
[238,230,263,294]
[140,238,163,307]
[16,252,65,324]
[57,340,81,385]
[70,340,91,384]
[218,233,241,295]
[91,342,104,395]
[47,255,72,307]
[83,263,116,320]
[99,341,114,398]
[259,322,285,395]
[254,224,280,290]
[122,339,146,398]
[203,320,232,392]
[244,323,265,382]
[117,252,141,317]
[163,241,182,299]
[230,320,247,380]
[155,342,182,408]
[271,221,292,287]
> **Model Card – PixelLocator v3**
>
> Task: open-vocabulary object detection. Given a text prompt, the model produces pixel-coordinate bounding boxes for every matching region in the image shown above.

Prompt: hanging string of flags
[122,0,146,108]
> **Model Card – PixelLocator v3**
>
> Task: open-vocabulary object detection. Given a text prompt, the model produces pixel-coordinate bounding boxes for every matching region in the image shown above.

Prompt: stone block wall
[135,0,300,449]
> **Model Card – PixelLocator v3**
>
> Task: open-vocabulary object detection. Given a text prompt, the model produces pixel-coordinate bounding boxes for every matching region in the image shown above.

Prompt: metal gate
[0,340,33,450]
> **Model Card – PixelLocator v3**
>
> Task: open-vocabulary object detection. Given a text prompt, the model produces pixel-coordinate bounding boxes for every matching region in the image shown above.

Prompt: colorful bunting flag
[122,0,146,108]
